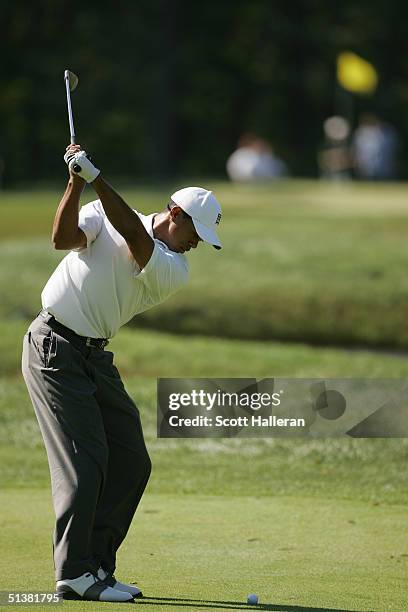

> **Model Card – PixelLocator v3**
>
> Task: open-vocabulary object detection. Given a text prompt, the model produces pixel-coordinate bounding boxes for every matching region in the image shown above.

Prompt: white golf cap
[171,187,222,250]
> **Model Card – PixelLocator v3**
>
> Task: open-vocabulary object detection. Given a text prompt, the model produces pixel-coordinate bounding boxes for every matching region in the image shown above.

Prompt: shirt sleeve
[74,200,104,250]
[138,242,189,302]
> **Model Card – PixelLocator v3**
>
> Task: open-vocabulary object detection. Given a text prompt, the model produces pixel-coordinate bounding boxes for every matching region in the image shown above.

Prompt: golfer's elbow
[52,231,64,249]
[52,228,86,250]
[51,228,66,249]
[52,236,71,250]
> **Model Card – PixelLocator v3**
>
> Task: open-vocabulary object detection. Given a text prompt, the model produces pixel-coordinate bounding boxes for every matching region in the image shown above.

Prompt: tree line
[1,0,407,185]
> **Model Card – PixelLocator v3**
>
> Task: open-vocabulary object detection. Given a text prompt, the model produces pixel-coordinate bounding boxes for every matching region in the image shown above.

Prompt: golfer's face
[169,208,202,254]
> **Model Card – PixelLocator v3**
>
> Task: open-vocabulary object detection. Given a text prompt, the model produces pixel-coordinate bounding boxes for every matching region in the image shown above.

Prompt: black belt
[39,310,109,350]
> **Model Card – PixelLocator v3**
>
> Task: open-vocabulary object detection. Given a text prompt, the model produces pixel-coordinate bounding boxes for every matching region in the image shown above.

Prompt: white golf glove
[64,149,100,183]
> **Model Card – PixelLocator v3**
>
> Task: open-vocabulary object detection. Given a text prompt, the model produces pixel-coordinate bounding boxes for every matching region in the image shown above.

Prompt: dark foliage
[0,0,407,184]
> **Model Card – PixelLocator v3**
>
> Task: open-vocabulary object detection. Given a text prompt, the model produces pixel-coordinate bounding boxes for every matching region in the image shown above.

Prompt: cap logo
[215,213,222,225]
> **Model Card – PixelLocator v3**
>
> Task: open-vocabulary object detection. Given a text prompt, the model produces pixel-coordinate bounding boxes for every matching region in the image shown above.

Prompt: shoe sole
[57,590,83,601]
[57,590,135,603]
[103,577,143,599]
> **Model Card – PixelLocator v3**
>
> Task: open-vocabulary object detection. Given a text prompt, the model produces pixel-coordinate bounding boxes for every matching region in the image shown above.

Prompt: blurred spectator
[318,116,352,181]
[226,133,288,182]
[352,114,398,180]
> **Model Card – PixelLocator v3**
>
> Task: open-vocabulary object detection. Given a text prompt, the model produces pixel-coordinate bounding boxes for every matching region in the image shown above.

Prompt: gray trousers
[21,313,151,581]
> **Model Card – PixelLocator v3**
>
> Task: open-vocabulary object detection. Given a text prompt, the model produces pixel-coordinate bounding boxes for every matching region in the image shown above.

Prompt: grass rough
[2,181,408,348]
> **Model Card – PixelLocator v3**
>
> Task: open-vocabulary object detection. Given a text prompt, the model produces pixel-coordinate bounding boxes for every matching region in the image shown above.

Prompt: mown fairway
[1,490,407,612]
[1,180,408,610]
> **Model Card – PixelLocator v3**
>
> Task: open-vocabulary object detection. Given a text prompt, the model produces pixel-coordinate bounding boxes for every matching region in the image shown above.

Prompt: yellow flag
[337,52,378,95]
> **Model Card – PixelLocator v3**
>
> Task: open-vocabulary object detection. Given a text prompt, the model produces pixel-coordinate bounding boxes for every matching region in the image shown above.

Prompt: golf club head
[64,69,78,92]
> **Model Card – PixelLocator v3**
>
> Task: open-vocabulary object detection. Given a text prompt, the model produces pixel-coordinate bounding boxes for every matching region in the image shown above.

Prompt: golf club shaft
[64,77,76,144]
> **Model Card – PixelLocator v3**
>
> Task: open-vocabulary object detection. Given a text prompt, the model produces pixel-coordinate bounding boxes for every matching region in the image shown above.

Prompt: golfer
[22,145,222,602]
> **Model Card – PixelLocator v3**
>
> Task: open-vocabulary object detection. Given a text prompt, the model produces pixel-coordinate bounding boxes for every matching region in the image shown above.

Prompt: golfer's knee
[132,448,151,488]
[144,452,152,480]
[139,448,151,480]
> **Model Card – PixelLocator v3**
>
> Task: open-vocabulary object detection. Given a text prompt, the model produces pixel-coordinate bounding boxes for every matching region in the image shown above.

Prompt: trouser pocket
[30,323,71,370]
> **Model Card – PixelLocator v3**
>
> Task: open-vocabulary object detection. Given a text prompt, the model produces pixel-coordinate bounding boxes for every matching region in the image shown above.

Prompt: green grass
[2,370,408,505]
[2,181,408,609]
[3,319,408,380]
[2,181,408,347]
[1,490,407,611]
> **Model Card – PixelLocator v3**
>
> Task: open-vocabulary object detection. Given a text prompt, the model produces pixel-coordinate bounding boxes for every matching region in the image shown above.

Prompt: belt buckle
[85,337,108,349]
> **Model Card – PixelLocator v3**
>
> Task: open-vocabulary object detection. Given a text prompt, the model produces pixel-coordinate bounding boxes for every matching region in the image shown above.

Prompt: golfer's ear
[169,206,184,221]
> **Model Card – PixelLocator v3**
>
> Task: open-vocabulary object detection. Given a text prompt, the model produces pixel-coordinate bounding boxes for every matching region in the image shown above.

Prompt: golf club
[64,69,78,144]
[64,69,83,172]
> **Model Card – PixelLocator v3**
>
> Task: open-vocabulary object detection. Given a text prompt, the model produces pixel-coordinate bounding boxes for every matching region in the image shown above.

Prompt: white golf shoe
[98,567,143,598]
[56,571,134,602]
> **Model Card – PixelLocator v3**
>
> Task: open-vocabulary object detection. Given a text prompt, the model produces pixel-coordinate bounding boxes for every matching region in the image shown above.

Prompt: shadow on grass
[139,596,363,612]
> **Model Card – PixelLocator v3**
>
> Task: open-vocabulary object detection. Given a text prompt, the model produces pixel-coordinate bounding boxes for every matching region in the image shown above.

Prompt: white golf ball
[247,594,258,605]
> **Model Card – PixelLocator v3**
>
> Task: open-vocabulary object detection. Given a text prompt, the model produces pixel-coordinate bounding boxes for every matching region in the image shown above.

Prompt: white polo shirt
[41,200,189,338]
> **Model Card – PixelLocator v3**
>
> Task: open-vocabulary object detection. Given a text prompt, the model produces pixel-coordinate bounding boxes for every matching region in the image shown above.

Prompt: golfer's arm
[52,176,87,249]
[91,175,154,268]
